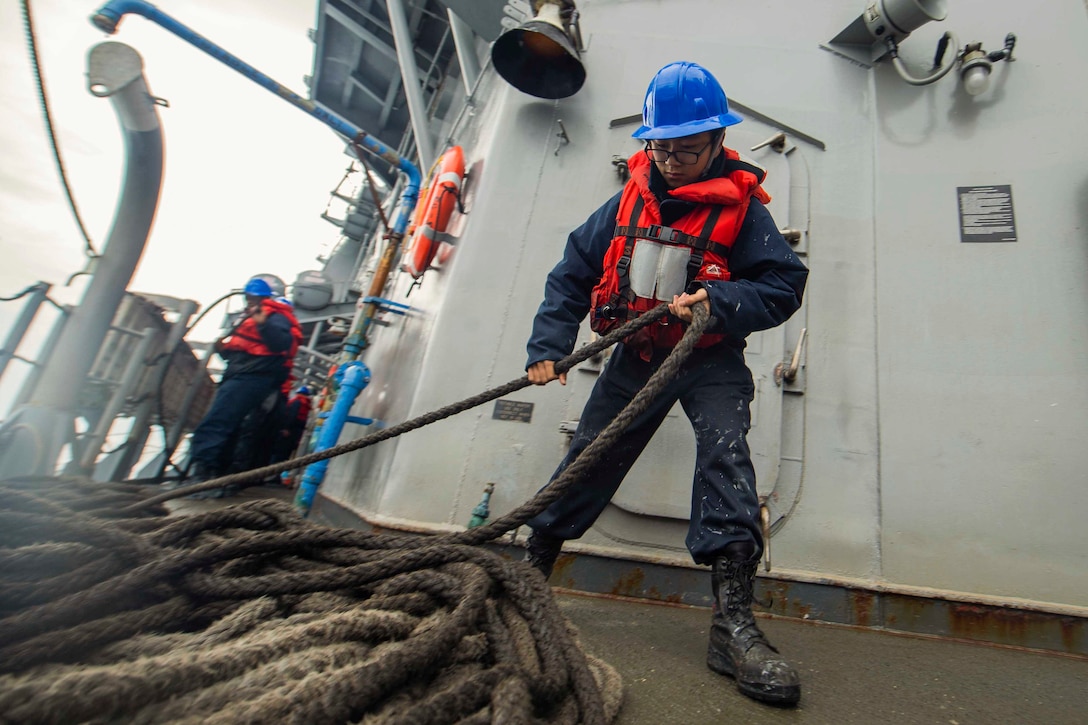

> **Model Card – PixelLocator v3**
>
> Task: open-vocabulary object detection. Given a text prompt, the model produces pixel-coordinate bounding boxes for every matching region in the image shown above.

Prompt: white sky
[0,0,351,354]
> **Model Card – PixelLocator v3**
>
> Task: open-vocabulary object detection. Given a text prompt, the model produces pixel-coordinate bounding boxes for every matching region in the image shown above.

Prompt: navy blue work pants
[229,390,287,474]
[528,343,761,565]
[189,374,280,472]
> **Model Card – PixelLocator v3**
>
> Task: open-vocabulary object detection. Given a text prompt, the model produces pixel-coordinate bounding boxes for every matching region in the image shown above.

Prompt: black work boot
[707,545,801,706]
[185,461,217,485]
[184,463,231,499]
[524,529,564,579]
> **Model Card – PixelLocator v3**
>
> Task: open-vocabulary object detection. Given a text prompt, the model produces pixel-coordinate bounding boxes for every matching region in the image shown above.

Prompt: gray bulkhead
[318,0,1088,615]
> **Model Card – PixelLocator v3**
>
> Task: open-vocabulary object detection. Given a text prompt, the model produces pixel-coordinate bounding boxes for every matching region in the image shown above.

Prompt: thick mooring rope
[0,305,713,724]
[147,304,674,508]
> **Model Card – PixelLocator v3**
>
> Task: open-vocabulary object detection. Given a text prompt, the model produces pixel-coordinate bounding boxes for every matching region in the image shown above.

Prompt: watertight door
[596,123,792,525]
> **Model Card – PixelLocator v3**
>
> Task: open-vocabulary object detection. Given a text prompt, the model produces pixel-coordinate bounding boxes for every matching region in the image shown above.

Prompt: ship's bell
[491,0,586,100]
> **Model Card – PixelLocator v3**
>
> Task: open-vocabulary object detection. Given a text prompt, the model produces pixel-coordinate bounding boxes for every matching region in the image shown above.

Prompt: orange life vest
[590,147,770,352]
[221,298,302,360]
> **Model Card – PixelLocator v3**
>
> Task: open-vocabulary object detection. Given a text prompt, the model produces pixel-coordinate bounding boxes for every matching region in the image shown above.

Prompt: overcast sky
[0,0,351,344]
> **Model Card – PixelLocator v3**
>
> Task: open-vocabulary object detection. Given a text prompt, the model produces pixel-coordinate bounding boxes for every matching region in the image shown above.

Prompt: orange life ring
[402,146,465,279]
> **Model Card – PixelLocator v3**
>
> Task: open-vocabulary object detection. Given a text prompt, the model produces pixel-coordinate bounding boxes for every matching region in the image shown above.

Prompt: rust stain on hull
[849,590,877,628]
[609,567,646,598]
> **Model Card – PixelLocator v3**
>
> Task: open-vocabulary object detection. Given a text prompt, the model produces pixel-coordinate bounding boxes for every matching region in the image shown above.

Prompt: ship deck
[169,485,1087,724]
[558,591,1086,724]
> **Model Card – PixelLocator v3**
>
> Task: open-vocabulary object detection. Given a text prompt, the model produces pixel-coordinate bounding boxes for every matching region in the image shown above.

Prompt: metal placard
[493,399,534,423]
[957,185,1017,243]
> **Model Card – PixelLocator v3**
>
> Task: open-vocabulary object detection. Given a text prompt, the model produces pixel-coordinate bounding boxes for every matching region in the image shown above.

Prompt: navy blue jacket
[220,311,295,382]
[527,180,808,368]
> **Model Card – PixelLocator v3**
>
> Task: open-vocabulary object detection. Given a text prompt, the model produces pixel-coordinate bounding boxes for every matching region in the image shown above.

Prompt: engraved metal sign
[493,399,534,423]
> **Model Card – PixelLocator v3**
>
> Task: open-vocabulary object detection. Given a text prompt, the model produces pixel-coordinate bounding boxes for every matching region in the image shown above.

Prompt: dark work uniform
[189,309,295,476]
[525,154,808,564]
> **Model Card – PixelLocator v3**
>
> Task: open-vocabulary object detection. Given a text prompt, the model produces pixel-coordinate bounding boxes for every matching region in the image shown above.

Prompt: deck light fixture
[959,46,992,95]
[957,35,1017,96]
[827,2,1016,97]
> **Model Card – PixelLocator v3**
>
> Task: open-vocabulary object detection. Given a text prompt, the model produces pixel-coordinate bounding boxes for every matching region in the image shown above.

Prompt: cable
[885,32,961,87]
[0,282,46,302]
[183,290,243,338]
[19,0,99,259]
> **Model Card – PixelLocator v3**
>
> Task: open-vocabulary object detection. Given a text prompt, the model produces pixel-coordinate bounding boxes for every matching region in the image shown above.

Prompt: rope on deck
[0,305,713,724]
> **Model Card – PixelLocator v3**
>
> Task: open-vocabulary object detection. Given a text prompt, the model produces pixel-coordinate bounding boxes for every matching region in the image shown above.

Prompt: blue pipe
[294,361,371,515]
[91,0,421,509]
[90,1,421,228]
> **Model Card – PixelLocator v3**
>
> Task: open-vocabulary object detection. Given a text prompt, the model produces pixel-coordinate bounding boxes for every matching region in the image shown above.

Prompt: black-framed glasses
[643,139,713,166]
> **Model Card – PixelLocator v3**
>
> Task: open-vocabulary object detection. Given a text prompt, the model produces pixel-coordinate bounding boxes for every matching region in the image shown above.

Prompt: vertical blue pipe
[294,361,371,515]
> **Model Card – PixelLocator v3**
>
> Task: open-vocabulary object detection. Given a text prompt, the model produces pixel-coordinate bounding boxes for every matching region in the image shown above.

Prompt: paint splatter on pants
[528,342,761,565]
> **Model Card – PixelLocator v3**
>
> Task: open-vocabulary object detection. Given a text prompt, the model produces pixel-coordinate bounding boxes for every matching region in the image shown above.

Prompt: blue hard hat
[243,277,273,297]
[296,385,311,396]
[632,62,743,140]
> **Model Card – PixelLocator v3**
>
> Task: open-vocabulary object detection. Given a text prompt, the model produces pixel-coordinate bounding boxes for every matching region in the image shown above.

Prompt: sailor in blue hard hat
[186,275,302,495]
[523,61,808,707]
[243,277,274,297]
[633,61,744,189]
[242,277,274,324]
[633,61,743,135]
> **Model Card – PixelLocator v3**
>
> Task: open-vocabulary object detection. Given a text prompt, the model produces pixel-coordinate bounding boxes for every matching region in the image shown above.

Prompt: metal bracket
[751,132,787,153]
[554,119,570,156]
[611,155,630,182]
[760,500,773,572]
[780,228,803,245]
[558,419,579,440]
[363,296,414,315]
[774,327,808,386]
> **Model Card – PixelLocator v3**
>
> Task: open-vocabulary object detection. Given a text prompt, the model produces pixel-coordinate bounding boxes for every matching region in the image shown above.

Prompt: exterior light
[959,45,992,95]
[826,1,1019,98]
[957,35,1016,97]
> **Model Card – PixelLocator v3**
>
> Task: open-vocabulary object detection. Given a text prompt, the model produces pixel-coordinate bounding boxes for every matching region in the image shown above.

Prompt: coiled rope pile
[0,305,712,724]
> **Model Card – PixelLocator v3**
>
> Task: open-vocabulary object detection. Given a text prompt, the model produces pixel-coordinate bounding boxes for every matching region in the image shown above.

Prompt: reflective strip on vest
[628,239,691,300]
